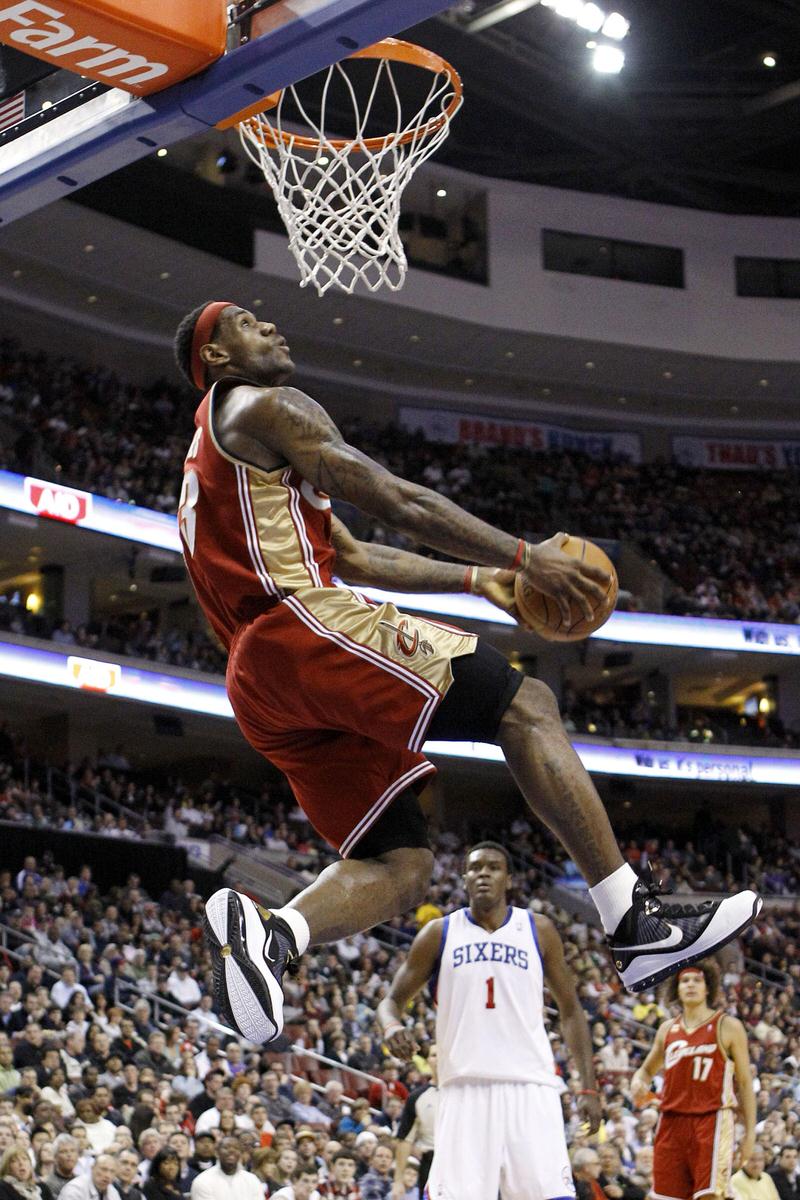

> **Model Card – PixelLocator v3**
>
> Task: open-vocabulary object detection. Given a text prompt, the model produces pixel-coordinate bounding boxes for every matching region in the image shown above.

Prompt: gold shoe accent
[256,904,272,920]
[221,944,232,958]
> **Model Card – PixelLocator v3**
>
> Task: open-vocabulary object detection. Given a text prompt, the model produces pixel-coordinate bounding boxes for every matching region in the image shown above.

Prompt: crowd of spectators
[2,339,799,624]
[0,831,796,1200]
[0,603,227,679]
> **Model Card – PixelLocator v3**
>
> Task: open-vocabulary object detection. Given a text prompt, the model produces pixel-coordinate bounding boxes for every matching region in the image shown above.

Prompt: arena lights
[2,638,798,785]
[3,468,800,656]
[466,0,629,47]
[592,43,625,73]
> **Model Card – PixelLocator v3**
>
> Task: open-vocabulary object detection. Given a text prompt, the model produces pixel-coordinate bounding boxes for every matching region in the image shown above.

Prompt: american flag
[0,91,25,133]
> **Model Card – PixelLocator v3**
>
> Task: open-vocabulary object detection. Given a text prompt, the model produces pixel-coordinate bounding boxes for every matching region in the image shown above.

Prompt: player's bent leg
[498,676,762,991]
[497,675,625,885]
[205,848,432,1043]
[205,789,434,1044]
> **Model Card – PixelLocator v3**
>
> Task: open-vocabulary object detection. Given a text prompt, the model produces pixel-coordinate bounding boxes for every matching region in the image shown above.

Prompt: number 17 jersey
[661,1011,735,1114]
[433,906,561,1089]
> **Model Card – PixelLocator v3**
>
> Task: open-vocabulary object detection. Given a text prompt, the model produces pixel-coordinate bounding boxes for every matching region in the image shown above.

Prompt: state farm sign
[24,476,92,525]
[67,655,121,693]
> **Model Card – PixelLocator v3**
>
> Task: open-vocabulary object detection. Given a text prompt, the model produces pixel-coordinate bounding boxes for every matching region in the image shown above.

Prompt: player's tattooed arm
[377,919,443,1061]
[331,516,520,622]
[330,515,465,591]
[218,385,610,617]
[222,384,512,561]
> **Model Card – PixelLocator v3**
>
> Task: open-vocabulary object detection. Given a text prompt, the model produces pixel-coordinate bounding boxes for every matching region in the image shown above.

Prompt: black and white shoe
[609,868,762,993]
[204,888,297,1044]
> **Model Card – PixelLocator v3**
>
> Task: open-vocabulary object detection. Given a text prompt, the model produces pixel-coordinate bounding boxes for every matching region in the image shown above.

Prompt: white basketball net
[237,43,462,296]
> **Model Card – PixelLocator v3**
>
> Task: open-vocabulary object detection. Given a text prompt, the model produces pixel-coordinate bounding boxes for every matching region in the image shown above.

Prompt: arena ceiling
[411,0,800,215]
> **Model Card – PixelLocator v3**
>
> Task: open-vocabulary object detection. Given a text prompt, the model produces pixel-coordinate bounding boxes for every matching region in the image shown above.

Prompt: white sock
[589,863,638,934]
[273,906,310,955]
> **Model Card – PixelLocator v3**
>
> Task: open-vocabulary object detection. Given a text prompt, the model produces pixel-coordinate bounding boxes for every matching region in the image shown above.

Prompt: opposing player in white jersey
[377,842,600,1200]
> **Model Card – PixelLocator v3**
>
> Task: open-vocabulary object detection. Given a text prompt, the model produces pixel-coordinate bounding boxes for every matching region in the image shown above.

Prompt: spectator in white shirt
[73,1098,117,1157]
[166,965,201,1010]
[51,967,91,1013]
[194,1091,253,1137]
[598,1036,630,1076]
[189,1138,262,1200]
[59,1155,121,1200]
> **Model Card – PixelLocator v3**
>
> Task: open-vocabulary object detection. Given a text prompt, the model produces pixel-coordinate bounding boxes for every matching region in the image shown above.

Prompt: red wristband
[463,566,476,594]
[578,1088,599,1096]
[509,538,526,570]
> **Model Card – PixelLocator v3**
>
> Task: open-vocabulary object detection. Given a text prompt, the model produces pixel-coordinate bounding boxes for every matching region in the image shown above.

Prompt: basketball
[514,536,618,641]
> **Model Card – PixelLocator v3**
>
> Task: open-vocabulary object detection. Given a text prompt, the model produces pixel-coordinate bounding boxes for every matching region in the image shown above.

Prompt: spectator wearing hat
[352,1136,376,1182]
[186,1134,216,1177]
[189,1138,262,1200]
[770,1145,800,1200]
[295,1132,321,1175]
[317,1153,360,1199]
[357,1145,393,1200]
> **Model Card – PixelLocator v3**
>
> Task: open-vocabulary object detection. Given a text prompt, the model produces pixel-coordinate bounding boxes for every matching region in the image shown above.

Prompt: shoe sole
[204,888,285,1044]
[618,890,763,993]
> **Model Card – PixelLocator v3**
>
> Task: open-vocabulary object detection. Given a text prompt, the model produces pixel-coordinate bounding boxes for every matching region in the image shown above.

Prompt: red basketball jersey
[661,1011,735,1115]
[179,381,336,649]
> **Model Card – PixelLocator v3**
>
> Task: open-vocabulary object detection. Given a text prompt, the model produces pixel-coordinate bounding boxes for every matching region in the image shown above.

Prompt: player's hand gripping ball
[515,534,618,641]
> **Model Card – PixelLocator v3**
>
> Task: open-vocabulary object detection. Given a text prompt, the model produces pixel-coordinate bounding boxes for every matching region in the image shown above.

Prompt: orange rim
[220,38,462,151]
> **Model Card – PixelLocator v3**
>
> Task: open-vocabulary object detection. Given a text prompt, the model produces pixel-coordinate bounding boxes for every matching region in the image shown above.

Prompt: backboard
[0,0,455,226]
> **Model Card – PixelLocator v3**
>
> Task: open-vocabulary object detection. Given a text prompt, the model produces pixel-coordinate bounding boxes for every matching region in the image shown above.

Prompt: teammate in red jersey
[631,961,756,1200]
[172,301,761,1044]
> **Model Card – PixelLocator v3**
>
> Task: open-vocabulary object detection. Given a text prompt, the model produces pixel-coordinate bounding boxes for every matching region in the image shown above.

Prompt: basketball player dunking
[377,841,598,1200]
[631,961,755,1200]
[173,301,761,1043]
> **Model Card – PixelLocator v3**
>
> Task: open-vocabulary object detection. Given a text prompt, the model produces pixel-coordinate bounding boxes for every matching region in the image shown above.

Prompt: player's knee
[377,846,433,909]
[502,675,561,734]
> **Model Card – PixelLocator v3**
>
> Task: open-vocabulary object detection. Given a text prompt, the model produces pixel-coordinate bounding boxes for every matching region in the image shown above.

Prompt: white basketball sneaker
[608,868,762,992]
[204,888,297,1044]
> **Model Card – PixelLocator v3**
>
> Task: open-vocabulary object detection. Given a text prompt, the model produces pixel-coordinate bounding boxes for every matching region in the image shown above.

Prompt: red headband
[191,301,235,390]
[678,967,704,980]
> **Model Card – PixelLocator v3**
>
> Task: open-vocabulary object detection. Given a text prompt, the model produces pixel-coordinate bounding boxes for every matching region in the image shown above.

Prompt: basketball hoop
[224,39,462,296]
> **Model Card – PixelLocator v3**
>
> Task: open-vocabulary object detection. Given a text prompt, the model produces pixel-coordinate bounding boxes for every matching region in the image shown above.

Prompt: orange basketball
[514,536,618,642]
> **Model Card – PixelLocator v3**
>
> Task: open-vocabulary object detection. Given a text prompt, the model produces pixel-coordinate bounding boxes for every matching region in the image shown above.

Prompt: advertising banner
[673,436,800,471]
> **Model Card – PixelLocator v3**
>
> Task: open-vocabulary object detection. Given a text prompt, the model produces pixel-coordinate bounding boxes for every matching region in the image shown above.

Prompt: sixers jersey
[179,381,336,649]
[433,906,560,1089]
[661,1011,735,1114]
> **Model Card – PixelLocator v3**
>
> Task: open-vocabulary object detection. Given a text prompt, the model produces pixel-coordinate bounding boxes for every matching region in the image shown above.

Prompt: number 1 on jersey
[485,977,496,1009]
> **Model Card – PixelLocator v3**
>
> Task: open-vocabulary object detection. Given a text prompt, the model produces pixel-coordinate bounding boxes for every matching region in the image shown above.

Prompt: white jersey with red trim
[433,906,561,1088]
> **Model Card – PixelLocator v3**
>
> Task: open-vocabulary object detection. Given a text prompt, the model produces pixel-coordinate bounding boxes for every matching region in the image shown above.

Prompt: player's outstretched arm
[536,914,601,1133]
[375,919,443,1061]
[216,384,609,622]
[630,1019,668,1106]
[722,1015,756,1164]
